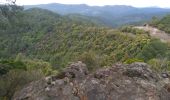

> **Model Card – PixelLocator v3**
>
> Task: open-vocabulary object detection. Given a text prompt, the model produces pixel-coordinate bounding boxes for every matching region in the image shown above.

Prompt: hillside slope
[25,3,170,27]
[1,6,170,100]
[150,14,170,33]
[1,8,170,69]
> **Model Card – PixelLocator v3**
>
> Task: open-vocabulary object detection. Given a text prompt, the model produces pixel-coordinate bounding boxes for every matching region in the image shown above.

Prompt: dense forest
[150,15,170,33]
[25,3,170,27]
[1,3,170,99]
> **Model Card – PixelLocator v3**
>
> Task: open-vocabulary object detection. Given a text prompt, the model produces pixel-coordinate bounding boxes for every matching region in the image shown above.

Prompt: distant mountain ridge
[24,3,170,27]
[2,5,170,100]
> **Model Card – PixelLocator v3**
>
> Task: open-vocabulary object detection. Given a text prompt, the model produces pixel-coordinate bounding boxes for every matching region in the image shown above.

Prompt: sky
[1,0,170,8]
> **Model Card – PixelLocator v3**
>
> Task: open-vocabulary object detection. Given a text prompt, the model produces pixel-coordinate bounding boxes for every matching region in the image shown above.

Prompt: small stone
[45,87,50,91]
[161,73,169,78]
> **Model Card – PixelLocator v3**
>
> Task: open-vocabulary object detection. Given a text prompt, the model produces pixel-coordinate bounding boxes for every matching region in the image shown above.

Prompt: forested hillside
[150,14,170,33]
[25,3,170,27]
[1,8,170,68]
[1,4,170,99]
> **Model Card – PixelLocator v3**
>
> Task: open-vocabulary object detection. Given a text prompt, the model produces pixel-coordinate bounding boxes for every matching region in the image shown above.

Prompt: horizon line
[18,2,170,9]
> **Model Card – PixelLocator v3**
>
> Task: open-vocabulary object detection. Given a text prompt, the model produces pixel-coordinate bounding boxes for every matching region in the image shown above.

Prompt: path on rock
[135,25,170,43]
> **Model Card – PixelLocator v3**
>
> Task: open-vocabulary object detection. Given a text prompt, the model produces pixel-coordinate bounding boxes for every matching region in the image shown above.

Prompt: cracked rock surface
[13,62,170,100]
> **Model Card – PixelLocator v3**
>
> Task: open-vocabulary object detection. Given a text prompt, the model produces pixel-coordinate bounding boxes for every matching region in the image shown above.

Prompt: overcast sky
[2,0,170,8]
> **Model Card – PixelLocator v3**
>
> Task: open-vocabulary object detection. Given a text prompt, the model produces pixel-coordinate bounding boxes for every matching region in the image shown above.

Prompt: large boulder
[13,62,170,100]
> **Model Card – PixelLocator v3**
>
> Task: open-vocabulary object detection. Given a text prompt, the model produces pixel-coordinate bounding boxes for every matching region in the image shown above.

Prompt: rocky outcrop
[135,26,170,43]
[13,61,170,100]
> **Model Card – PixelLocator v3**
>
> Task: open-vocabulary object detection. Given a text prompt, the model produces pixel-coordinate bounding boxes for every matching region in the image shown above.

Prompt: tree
[0,0,16,5]
[136,39,168,61]
[150,16,159,26]
[0,0,23,20]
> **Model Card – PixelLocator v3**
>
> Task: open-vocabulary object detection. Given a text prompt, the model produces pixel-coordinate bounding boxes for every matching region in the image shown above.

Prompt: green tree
[137,39,168,61]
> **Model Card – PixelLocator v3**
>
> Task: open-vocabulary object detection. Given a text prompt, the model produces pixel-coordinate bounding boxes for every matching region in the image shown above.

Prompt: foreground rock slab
[13,61,170,100]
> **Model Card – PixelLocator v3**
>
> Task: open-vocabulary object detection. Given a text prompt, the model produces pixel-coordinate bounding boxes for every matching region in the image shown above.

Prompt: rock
[161,72,169,78]
[13,62,170,100]
[64,61,88,79]
[123,62,159,81]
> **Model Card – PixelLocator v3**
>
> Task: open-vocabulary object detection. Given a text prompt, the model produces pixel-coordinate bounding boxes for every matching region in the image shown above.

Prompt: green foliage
[1,7,170,99]
[150,15,170,33]
[0,54,54,75]
[120,26,149,35]
[0,5,24,33]
[0,59,26,75]
[0,69,44,99]
[0,54,54,99]
[76,51,100,71]
[148,58,170,72]
[1,8,170,69]
[124,58,144,64]
[136,39,168,61]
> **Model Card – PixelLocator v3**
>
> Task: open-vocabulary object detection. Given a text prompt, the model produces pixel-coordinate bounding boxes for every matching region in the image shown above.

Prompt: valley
[1,1,170,100]
[25,3,170,27]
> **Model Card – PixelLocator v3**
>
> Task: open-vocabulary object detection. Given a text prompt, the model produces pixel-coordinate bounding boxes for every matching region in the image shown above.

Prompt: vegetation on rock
[150,15,170,33]
[1,3,170,99]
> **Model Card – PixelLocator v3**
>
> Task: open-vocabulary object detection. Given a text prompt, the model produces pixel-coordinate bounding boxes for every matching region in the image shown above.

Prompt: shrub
[0,69,44,99]
[124,58,144,64]
[148,58,170,72]
[136,39,168,61]
[77,51,100,71]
